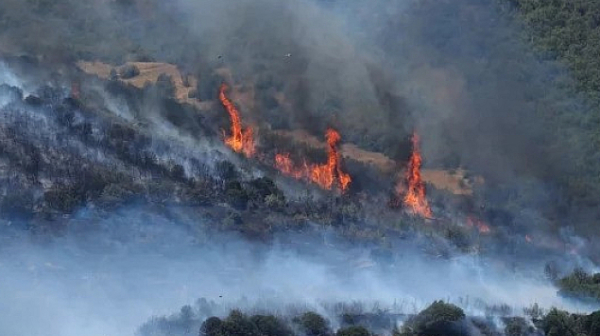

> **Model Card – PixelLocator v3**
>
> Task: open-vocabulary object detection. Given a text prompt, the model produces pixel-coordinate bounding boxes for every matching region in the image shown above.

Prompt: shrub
[542,308,576,336]
[503,317,534,336]
[399,301,465,336]
[200,317,222,336]
[250,315,294,336]
[557,268,600,303]
[220,310,261,336]
[119,64,140,79]
[294,312,332,336]
[336,326,371,336]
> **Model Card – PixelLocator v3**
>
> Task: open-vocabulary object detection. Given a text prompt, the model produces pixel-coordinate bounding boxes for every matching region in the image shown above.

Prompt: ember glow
[275,128,351,192]
[467,216,491,234]
[401,133,433,218]
[219,83,255,157]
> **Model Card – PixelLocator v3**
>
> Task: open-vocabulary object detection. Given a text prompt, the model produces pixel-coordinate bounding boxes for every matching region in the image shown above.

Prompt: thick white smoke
[0,205,596,336]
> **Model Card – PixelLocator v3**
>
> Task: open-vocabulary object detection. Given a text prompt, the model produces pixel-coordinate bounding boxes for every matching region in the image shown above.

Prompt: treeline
[138,299,600,336]
[555,268,600,304]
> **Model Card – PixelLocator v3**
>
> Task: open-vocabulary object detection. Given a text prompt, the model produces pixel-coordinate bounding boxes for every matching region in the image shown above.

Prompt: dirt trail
[77,61,213,110]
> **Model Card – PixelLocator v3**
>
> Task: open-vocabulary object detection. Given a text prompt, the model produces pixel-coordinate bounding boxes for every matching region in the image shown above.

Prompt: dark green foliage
[247,177,286,210]
[294,312,332,336]
[585,311,600,336]
[335,326,371,336]
[541,308,577,336]
[557,268,600,303]
[504,317,534,336]
[199,312,293,336]
[200,317,223,336]
[398,301,465,336]
[504,0,600,231]
[250,315,294,336]
[220,310,261,336]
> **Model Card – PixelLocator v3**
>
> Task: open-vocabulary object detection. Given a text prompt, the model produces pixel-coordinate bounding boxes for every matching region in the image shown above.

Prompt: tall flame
[274,128,351,192]
[219,83,255,157]
[402,133,433,218]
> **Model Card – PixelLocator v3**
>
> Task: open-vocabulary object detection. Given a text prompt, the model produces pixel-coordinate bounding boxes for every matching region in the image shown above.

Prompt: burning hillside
[275,128,351,192]
[391,133,433,219]
[401,133,433,218]
[219,83,255,157]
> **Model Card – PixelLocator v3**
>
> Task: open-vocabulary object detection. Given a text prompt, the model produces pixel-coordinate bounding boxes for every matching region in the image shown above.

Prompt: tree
[336,326,371,336]
[200,317,222,336]
[295,312,332,336]
[399,301,465,336]
[542,308,576,336]
[250,315,294,336]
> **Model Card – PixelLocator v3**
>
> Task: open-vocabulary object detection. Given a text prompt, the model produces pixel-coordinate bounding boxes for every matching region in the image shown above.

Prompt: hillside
[1,0,600,335]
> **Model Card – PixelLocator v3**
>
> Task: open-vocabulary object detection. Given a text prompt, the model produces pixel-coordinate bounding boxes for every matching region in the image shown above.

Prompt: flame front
[219,83,255,157]
[402,133,433,218]
[275,128,351,192]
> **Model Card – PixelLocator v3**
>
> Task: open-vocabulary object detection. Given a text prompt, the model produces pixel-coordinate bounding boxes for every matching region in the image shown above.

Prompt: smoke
[0,205,596,336]
[1,0,600,335]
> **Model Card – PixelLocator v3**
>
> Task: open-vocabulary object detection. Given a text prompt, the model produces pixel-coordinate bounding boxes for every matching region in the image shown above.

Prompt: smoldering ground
[0,205,596,336]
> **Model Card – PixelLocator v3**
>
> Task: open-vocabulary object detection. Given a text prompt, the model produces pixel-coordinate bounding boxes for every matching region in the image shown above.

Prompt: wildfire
[466,216,491,234]
[219,83,255,157]
[274,128,352,192]
[400,133,433,218]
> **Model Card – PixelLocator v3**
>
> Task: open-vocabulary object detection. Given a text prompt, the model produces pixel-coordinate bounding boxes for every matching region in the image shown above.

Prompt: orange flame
[275,153,305,179]
[219,83,255,157]
[274,128,351,192]
[466,216,491,234]
[402,133,433,218]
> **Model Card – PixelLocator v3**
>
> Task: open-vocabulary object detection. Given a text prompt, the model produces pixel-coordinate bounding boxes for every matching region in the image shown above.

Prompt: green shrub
[200,317,223,336]
[542,308,577,336]
[399,301,465,336]
[250,315,294,336]
[557,268,600,303]
[220,310,261,336]
[294,312,332,336]
[336,326,371,336]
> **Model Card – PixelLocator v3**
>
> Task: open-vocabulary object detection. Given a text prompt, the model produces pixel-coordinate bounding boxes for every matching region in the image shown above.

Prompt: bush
[200,317,222,336]
[399,301,465,336]
[250,315,294,336]
[220,310,261,336]
[503,317,534,336]
[294,312,332,336]
[557,268,600,303]
[542,308,577,336]
[119,64,140,79]
[336,326,371,336]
